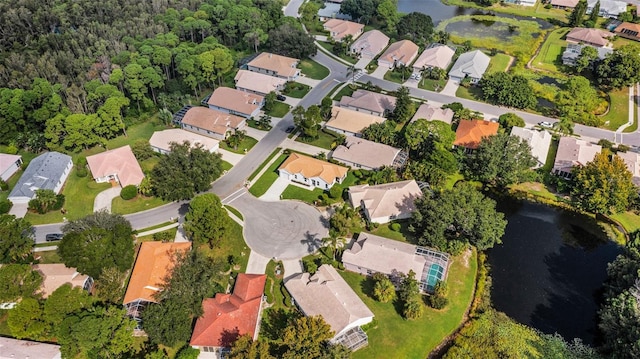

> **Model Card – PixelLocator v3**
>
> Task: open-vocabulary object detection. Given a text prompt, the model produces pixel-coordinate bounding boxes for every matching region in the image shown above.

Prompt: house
[325,106,386,137]
[246,52,300,81]
[338,89,396,117]
[234,69,287,96]
[123,241,192,329]
[323,19,364,41]
[0,337,61,359]
[562,43,612,66]
[410,103,454,124]
[149,129,219,155]
[552,137,601,179]
[587,0,626,18]
[377,40,419,69]
[350,30,390,59]
[503,0,536,6]
[412,45,455,72]
[551,0,578,9]
[8,152,72,204]
[453,119,499,151]
[86,145,144,188]
[565,27,612,47]
[317,2,352,21]
[278,153,348,189]
[33,264,94,298]
[175,106,246,140]
[0,153,22,181]
[614,22,640,42]
[448,50,491,84]
[342,232,450,293]
[510,127,553,168]
[206,87,264,118]
[348,180,422,223]
[617,151,640,186]
[285,264,374,351]
[331,136,406,170]
[190,274,266,355]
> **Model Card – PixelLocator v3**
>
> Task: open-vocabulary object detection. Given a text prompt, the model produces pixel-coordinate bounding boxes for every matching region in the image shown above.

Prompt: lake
[488,200,622,344]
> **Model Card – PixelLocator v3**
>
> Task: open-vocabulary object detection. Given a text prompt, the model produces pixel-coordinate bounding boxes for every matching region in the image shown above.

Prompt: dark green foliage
[0,198,12,214]
[479,73,536,109]
[0,214,34,263]
[293,105,322,139]
[328,185,342,199]
[131,139,155,160]
[398,270,424,319]
[120,185,138,200]
[340,0,381,23]
[329,203,361,237]
[396,12,434,43]
[7,298,50,340]
[498,113,525,131]
[361,121,398,146]
[268,23,317,59]
[0,264,43,302]
[264,92,277,112]
[303,257,318,274]
[427,281,449,309]
[76,167,88,177]
[569,0,588,26]
[176,346,202,359]
[555,76,602,126]
[28,189,59,214]
[0,179,8,190]
[44,284,94,327]
[183,193,230,248]
[443,102,484,121]
[372,272,396,303]
[596,45,640,90]
[93,267,127,304]
[228,335,274,359]
[388,86,414,123]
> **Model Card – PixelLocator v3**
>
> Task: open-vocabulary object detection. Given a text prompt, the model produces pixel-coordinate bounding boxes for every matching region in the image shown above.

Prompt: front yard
[219,136,258,154]
[601,87,629,131]
[266,101,291,118]
[295,128,343,150]
[283,82,311,98]
[249,153,289,197]
[299,58,330,80]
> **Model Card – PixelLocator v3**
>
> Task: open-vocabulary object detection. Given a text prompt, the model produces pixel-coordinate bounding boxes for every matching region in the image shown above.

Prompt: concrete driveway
[440,79,460,97]
[223,189,328,259]
[94,187,121,213]
[369,65,389,79]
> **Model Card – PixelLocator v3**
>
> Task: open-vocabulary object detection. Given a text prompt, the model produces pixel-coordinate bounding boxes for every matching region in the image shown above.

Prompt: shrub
[390,223,401,231]
[303,258,318,274]
[0,179,8,191]
[0,199,12,214]
[131,139,155,160]
[76,168,88,177]
[428,295,449,309]
[120,185,138,200]
[5,144,18,155]
[152,231,173,242]
[544,3,552,8]
[53,194,65,210]
[328,185,342,199]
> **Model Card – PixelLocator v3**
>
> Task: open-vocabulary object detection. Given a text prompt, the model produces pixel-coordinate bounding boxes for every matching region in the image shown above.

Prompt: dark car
[45,233,63,242]
[285,126,295,133]
[276,94,286,101]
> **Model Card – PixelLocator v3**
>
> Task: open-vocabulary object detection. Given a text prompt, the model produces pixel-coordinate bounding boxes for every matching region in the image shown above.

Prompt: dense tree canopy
[293,105,323,139]
[0,264,43,302]
[340,0,381,23]
[388,86,414,123]
[555,76,602,127]
[184,193,230,248]
[267,23,317,59]
[596,45,640,89]
[498,113,525,131]
[479,72,537,109]
[396,12,434,43]
[0,214,34,263]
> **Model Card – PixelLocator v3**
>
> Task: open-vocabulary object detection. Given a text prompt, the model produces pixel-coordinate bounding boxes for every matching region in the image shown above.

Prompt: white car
[538,121,552,128]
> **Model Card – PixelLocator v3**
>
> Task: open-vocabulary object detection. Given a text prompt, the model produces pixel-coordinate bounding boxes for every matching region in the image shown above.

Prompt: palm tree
[554,118,574,136]
[322,229,346,260]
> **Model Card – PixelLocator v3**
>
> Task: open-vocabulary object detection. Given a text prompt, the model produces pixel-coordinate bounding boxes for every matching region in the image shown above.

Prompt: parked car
[45,233,63,242]
[538,121,552,128]
[285,126,295,133]
[276,94,286,101]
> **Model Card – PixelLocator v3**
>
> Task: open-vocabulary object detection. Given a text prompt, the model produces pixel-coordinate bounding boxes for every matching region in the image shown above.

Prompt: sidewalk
[296,75,322,87]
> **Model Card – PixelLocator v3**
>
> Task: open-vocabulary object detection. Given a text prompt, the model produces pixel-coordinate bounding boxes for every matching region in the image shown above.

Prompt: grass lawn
[283,82,311,98]
[455,85,483,101]
[139,156,159,173]
[199,219,250,288]
[602,87,629,131]
[531,28,569,73]
[299,59,330,80]
[442,0,568,22]
[610,211,640,233]
[625,102,638,133]
[264,260,292,309]
[296,129,343,150]
[219,136,258,154]
[317,41,358,64]
[135,221,176,233]
[266,101,291,118]
[135,227,178,242]
[281,172,357,205]
[225,205,243,220]
[369,220,414,243]
[76,120,167,161]
[486,53,512,74]
[222,160,233,172]
[248,148,281,181]
[247,119,272,131]
[332,84,357,101]
[112,195,169,215]
[418,78,447,92]
[25,169,111,225]
[383,70,410,84]
[35,250,62,264]
[510,182,562,202]
[343,248,478,359]
[249,154,288,197]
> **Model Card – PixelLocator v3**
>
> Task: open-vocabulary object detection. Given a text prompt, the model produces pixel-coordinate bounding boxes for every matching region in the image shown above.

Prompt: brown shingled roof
[181,107,246,136]
[207,87,263,116]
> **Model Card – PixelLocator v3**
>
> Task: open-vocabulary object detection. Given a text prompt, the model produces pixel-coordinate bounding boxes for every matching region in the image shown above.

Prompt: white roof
[0,153,21,175]
[149,129,219,153]
[348,180,423,220]
[588,0,627,15]
[510,127,552,168]
[0,337,61,359]
[616,151,640,185]
[449,50,490,80]
[410,103,454,124]
[413,45,455,70]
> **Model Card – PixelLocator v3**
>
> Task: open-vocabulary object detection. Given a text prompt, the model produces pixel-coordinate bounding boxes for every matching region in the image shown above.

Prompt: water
[488,200,622,344]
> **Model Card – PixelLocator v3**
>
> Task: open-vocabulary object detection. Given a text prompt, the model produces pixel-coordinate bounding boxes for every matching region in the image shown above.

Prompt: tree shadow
[260,308,300,341]
[218,328,240,347]
[300,230,322,252]
[359,275,376,300]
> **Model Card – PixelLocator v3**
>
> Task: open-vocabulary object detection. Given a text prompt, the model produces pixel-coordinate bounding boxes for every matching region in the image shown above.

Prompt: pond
[488,200,622,344]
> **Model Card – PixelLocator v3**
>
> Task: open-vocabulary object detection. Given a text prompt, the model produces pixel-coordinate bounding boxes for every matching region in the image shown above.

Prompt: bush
[53,194,65,210]
[175,346,200,359]
[76,168,88,177]
[131,139,155,161]
[303,258,318,274]
[390,223,401,231]
[0,199,12,214]
[0,179,8,191]
[544,3,552,8]
[120,185,138,200]
[152,231,173,242]
[428,295,449,309]
[328,185,342,199]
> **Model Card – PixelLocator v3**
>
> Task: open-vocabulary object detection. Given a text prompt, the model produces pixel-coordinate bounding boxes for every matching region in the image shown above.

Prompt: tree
[361,121,398,146]
[228,335,274,359]
[465,133,538,188]
[398,270,424,319]
[322,231,346,260]
[7,298,50,340]
[569,0,588,26]
[184,193,230,248]
[589,0,600,22]
[0,264,43,302]
[443,102,483,121]
[377,0,399,32]
[479,73,536,109]
[293,105,322,139]
[340,0,380,23]
[329,203,361,237]
[575,45,599,73]
[498,113,525,131]
[0,214,34,263]
[93,267,127,303]
[268,24,317,59]
[388,86,414,123]
[281,316,335,359]
[151,141,223,201]
[372,272,395,303]
[596,45,640,89]
[404,119,455,156]
[58,211,134,278]
[131,139,155,160]
[44,284,94,327]
[410,182,507,253]
[28,188,58,214]
[396,12,434,43]
[263,91,277,112]
[555,76,601,126]
[571,151,637,214]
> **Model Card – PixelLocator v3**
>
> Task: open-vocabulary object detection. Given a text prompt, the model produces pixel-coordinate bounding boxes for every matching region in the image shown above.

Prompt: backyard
[531,28,570,73]
[299,58,330,80]
[486,53,513,74]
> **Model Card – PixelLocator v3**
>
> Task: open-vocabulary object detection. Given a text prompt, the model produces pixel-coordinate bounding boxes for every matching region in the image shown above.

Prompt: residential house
[149,129,219,155]
[8,152,72,204]
[285,264,374,351]
[587,0,626,18]
[347,180,422,223]
[323,19,364,42]
[412,45,455,72]
[317,2,352,21]
[377,40,419,69]
[562,43,612,66]
[278,153,348,189]
[175,106,246,140]
[453,119,499,151]
[331,136,406,170]
[0,337,61,359]
[552,137,601,178]
[246,52,300,81]
[190,274,266,356]
[566,27,612,47]
[206,87,264,118]
[325,106,386,137]
[448,50,491,84]
[410,103,454,124]
[86,145,144,188]
[338,89,396,117]
[123,241,192,329]
[33,264,94,298]
[614,22,640,42]
[234,69,287,96]
[350,30,390,59]
[615,151,640,186]
[503,0,536,6]
[0,153,22,181]
[551,0,578,9]
[510,127,553,168]
[342,232,450,293]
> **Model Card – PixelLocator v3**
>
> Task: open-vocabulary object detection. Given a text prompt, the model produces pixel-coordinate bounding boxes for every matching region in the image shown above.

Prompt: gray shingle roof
[448,50,491,80]
[8,151,71,199]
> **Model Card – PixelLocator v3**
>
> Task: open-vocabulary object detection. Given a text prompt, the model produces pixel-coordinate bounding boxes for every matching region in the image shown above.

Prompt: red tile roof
[453,120,499,149]
[190,274,266,348]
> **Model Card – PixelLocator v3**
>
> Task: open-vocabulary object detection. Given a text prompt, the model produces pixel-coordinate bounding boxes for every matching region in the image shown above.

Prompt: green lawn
[531,28,569,73]
[283,82,311,98]
[369,220,414,243]
[249,153,288,197]
[112,195,168,215]
[219,136,258,154]
[266,101,291,118]
[332,84,356,101]
[486,53,512,74]
[299,59,330,80]
[247,119,272,131]
[455,85,483,101]
[35,250,62,264]
[135,227,178,242]
[248,148,282,181]
[610,211,640,233]
[225,205,243,220]
[383,70,410,84]
[264,260,292,309]
[344,248,478,359]
[77,120,167,161]
[198,219,250,288]
[280,172,357,205]
[296,129,343,150]
[418,78,447,92]
[25,168,111,224]
[317,41,358,64]
[602,87,629,131]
